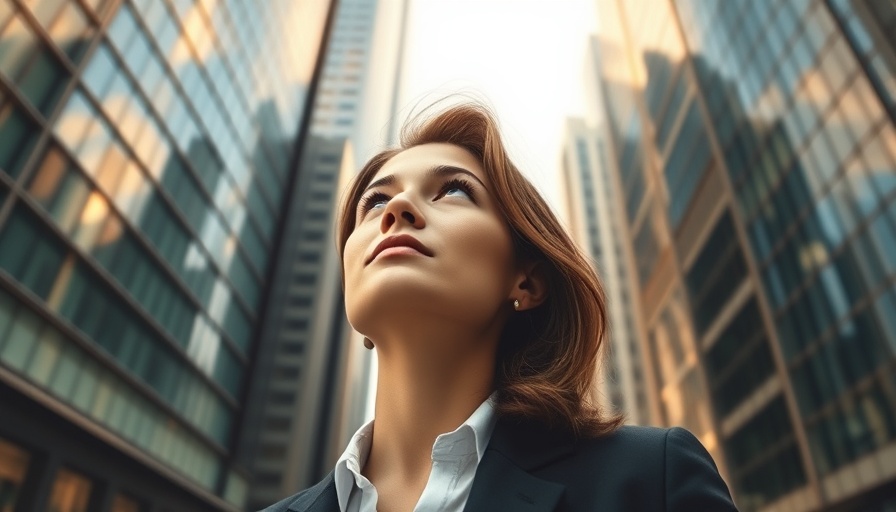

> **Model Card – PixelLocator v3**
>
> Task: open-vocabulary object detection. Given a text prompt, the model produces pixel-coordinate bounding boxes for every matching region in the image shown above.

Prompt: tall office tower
[589,0,896,510]
[237,0,410,507]
[560,117,655,426]
[0,0,332,510]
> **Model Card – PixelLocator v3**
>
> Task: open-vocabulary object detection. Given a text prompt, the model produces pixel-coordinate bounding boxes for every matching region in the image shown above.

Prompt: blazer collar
[461,419,574,512]
[294,420,574,512]
[287,472,338,512]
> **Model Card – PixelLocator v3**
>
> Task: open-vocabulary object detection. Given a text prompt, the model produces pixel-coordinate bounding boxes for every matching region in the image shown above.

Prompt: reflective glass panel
[47,467,92,512]
[0,437,30,512]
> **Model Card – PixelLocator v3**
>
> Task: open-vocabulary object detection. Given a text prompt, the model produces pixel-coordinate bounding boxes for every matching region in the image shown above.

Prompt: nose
[380,194,425,232]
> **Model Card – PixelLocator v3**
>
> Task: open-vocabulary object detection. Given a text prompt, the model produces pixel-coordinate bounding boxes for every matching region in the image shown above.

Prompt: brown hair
[337,102,623,437]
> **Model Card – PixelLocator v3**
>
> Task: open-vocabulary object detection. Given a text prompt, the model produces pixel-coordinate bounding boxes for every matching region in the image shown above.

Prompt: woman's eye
[444,187,470,198]
[438,179,475,202]
[360,193,390,215]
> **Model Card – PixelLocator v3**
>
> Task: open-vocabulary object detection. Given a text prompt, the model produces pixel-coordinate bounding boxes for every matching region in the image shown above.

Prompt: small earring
[363,338,374,350]
[513,299,520,310]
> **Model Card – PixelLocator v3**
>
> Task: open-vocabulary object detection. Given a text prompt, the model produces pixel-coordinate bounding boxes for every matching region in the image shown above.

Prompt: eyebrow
[362,165,487,194]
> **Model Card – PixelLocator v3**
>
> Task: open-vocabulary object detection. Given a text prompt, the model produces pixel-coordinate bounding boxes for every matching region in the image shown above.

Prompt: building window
[0,101,41,179]
[264,417,291,432]
[48,467,93,512]
[0,437,30,512]
[269,390,295,406]
[254,471,281,487]
[110,493,143,512]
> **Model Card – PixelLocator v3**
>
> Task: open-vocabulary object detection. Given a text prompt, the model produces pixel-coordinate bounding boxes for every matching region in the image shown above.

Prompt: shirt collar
[334,419,374,511]
[432,392,497,461]
[332,393,497,509]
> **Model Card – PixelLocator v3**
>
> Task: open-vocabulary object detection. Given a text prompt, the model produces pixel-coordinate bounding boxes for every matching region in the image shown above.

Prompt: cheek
[449,219,516,283]
[342,231,367,282]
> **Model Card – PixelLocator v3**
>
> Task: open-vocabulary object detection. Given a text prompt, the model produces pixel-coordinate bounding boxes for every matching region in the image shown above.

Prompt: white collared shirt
[333,395,497,512]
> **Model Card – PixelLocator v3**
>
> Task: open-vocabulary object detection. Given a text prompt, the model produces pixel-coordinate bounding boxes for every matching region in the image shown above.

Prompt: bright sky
[397,0,599,213]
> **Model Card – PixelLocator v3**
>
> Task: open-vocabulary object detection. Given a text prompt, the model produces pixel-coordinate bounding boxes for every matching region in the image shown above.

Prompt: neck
[362,324,498,484]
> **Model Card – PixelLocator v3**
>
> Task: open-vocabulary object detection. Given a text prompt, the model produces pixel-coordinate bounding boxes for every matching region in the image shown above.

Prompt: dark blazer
[260,421,738,511]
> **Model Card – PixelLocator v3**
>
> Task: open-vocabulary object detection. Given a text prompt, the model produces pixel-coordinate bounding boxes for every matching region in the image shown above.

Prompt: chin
[345,279,445,336]
[346,282,504,343]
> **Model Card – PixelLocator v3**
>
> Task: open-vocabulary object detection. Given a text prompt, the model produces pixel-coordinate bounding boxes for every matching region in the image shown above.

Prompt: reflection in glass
[0,16,38,80]
[47,468,92,512]
[110,494,141,512]
[0,437,30,512]
[0,102,39,178]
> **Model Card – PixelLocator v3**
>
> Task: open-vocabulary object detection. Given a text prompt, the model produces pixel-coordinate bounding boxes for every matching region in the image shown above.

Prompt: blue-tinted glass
[865,130,896,200]
[213,344,243,397]
[18,48,68,117]
[82,43,116,98]
[141,52,165,98]
[805,5,834,54]
[229,252,260,309]
[725,396,795,467]
[240,221,268,276]
[838,305,889,384]
[852,228,888,292]
[868,55,896,110]
[123,31,152,76]
[831,240,870,305]
[0,102,39,178]
[58,256,233,445]
[223,301,252,353]
[866,213,896,279]
[664,102,701,182]
[0,304,41,371]
[875,288,896,355]
[107,4,138,52]
[160,155,207,233]
[0,204,68,299]
[858,381,896,448]
[245,185,274,243]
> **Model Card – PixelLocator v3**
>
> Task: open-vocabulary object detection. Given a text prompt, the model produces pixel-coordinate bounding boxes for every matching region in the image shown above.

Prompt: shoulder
[549,425,736,510]
[492,421,695,475]
[256,472,336,512]
[571,425,722,475]
[583,424,674,445]
[580,425,736,510]
[572,424,684,460]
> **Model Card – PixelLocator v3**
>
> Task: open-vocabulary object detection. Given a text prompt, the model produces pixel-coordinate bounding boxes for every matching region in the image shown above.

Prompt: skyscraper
[0,0,332,510]
[560,117,655,426]
[236,0,410,507]
[589,0,896,510]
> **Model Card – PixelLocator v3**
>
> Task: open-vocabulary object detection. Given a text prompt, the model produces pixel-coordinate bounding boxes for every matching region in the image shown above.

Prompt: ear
[510,260,548,311]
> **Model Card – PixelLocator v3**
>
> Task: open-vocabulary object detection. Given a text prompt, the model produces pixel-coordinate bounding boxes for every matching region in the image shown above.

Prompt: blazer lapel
[287,421,574,512]
[463,419,574,512]
[462,449,565,512]
[287,472,339,512]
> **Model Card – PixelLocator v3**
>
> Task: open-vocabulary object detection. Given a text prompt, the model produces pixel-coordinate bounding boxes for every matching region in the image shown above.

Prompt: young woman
[262,103,738,511]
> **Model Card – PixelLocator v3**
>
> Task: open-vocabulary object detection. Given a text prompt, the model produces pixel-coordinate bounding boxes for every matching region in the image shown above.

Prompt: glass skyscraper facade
[236,0,409,507]
[561,117,655,426]
[0,0,331,509]
[590,0,896,510]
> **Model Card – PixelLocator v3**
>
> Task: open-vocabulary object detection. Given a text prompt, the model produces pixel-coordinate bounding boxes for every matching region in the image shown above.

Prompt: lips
[368,234,433,264]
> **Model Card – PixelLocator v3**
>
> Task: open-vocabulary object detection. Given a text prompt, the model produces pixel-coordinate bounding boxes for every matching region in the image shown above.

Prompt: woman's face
[343,143,518,341]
